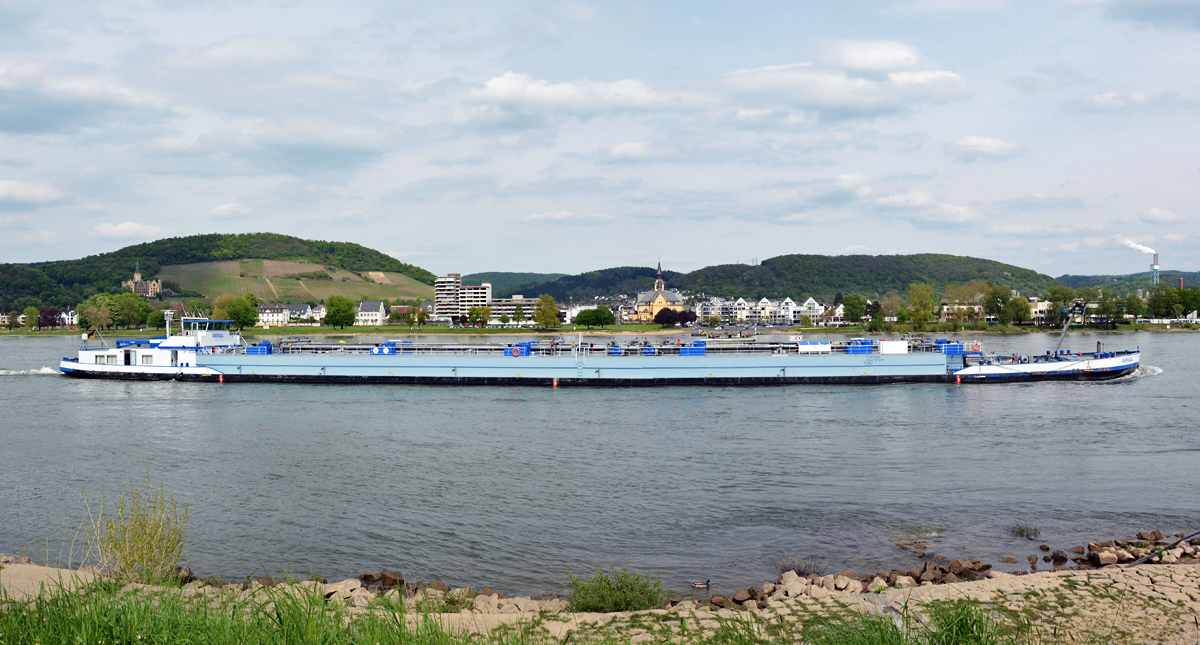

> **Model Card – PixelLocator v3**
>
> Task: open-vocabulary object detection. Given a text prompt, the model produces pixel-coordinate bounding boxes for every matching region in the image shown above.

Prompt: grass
[565,565,666,613]
[806,602,1001,645]
[774,552,825,578]
[1008,522,1042,540]
[82,469,190,583]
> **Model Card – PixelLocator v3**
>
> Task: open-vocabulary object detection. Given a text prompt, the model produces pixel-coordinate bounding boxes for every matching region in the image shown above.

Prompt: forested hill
[509,254,1059,303]
[462,272,567,292]
[496,266,684,301]
[2,233,435,308]
[674,254,1058,302]
[1057,271,1199,292]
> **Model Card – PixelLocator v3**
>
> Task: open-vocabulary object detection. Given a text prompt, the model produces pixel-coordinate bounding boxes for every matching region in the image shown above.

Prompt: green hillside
[516,254,1061,303]
[496,266,685,301]
[675,254,1059,302]
[1057,271,1199,293]
[1,233,436,310]
[461,272,567,292]
[155,260,433,303]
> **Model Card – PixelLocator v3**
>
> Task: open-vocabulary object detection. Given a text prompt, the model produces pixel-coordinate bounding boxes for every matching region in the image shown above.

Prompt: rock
[1115,549,1134,562]
[1161,553,1179,564]
[1090,551,1118,566]
[919,562,942,583]
[761,582,775,595]
[782,580,805,597]
[1000,557,1018,564]
[747,586,764,601]
[732,589,752,604]
[833,576,850,591]
[808,585,830,598]
[893,576,916,589]
[360,572,381,583]
[778,570,800,586]
[257,575,276,588]
[430,580,451,593]
[834,570,859,581]
[1027,555,1038,565]
[868,577,888,593]
[379,571,402,589]
[888,569,907,584]
[1066,546,1085,554]
[844,580,864,594]
[1051,551,1069,566]
[942,573,961,584]
[309,576,328,585]
[709,595,727,608]
[176,566,195,583]
[479,588,501,598]
[1137,531,1155,541]
[821,575,836,591]
[949,559,969,575]
[1042,555,1052,563]
[986,571,1014,579]
[1039,544,1050,551]
[1151,529,1164,540]
[1087,543,1102,554]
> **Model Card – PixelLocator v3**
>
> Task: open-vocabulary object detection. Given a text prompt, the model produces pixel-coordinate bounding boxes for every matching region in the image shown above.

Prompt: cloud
[1100,0,1200,30]
[945,135,1024,161]
[0,179,63,204]
[609,141,652,160]
[1006,63,1093,94]
[1083,91,1150,108]
[1140,207,1185,223]
[468,71,708,111]
[1165,233,1186,242]
[875,191,937,209]
[210,203,250,219]
[817,41,922,72]
[987,223,1077,235]
[724,44,968,118]
[168,37,307,69]
[523,210,614,224]
[839,244,873,252]
[91,221,169,239]
[430,150,488,166]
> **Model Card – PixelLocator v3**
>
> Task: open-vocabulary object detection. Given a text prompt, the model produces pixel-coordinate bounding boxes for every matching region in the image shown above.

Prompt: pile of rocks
[699,558,998,610]
[1080,535,1200,566]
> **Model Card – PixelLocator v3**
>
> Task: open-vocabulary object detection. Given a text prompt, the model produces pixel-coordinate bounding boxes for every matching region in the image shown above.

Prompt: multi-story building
[121,262,162,298]
[459,283,492,315]
[434,274,462,321]
[257,303,289,326]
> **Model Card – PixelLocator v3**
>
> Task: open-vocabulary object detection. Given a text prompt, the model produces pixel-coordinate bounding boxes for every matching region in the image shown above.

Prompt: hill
[155,260,433,304]
[496,266,685,301]
[1057,271,1199,293]
[461,272,567,292]
[674,254,1059,302]
[514,254,1060,304]
[1,233,436,309]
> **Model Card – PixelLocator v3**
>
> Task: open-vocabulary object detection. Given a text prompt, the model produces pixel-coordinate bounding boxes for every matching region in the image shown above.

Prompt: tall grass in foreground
[565,565,665,613]
[82,468,190,583]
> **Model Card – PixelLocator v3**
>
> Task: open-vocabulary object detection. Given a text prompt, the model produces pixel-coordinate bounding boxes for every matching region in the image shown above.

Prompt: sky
[0,0,1198,277]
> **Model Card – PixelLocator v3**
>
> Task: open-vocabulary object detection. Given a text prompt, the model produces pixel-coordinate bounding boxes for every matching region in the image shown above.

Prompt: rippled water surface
[1,331,1195,594]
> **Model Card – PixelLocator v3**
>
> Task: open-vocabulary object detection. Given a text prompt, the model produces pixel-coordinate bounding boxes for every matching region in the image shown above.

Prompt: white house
[258,303,289,326]
[355,301,387,326]
[311,304,327,323]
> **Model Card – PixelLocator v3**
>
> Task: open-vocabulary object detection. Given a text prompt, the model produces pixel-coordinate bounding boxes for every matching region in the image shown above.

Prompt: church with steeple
[634,261,684,322]
[121,262,162,298]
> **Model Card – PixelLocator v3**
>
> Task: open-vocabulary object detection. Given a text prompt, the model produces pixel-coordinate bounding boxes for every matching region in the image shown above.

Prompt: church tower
[654,261,664,292]
[133,261,142,283]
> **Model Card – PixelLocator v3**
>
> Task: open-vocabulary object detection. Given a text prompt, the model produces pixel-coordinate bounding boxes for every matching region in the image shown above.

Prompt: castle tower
[133,261,142,283]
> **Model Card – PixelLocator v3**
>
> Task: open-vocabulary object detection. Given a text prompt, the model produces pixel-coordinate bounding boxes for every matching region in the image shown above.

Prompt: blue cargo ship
[58,317,1141,385]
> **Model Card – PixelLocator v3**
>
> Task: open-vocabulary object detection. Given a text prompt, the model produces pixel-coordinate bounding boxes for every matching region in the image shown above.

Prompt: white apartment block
[258,303,288,326]
[355,301,387,326]
[460,284,492,314]
[434,274,462,320]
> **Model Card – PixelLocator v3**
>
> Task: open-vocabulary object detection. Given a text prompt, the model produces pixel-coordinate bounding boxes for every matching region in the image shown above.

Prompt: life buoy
[972,342,981,352]
[512,347,522,357]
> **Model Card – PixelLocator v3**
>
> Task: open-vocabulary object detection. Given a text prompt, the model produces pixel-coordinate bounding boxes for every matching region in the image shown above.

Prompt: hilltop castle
[121,262,161,297]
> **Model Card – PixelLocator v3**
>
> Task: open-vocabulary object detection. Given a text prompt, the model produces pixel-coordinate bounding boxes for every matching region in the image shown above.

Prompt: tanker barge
[57,317,1141,386]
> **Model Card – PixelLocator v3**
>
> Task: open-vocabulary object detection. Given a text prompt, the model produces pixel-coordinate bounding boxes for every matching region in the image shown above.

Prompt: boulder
[1051,551,1069,566]
[732,589,752,604]
[1150,529,1164,540]
[1000,557,1018,564]
[1161,553,1179,564]
[949,559,972,575]
[430,580,451,593]
[761,582,775,595]
[942,573,961,584]
[808,585,830,598]
[360,572,381,583]
[833,576,850,591]
[843,580,863,594]
[919,562,942,583]
[1137,531,1154,541]
[1090,551,1118,566]
[1115,549,1134,562]
[1039,544,1050,552]
[1066,546,1085,554]
[888,569,908,584]
[1042,555,1051,563]
[893,576,916,589]
[1026,555,1038,566]
[784,580,807,598]
[868,577,888,593]
[834,570,859,581]
[709,595,727,608]
[747,586,764,601]
[778,570,801,586]
[256,575,276,588]
[379,571,402,589]
[821,575,836,591]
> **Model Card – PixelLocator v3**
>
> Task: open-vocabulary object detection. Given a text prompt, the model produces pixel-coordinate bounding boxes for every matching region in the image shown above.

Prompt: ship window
[141,355,154,365]
[95,356,104,364]
[107,355,117,364]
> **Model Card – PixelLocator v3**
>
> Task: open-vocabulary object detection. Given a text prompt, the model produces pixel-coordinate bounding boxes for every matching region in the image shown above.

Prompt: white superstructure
[59,316,244,379]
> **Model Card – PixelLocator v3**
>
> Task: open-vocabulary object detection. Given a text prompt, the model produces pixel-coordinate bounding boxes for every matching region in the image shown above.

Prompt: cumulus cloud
[210,203,250,219]
[1096,0,1200,30]
[168,37,307,68]
[468,71,708,111]
[1083,91,1150,108]
[0,179,63,204]
[816,41,922,73]
[945,135,1024,161]
[523,211,614,223]
[875,191,937,209]
[1141,207,1185,223]
[724,50,968,118]
[91,221,169,239]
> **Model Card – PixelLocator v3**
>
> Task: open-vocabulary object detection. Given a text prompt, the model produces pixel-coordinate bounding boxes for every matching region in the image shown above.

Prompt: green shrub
[1006,521,1041,540]
[923,602,999,645]
[565,565,665,613]
[83,470,189,582]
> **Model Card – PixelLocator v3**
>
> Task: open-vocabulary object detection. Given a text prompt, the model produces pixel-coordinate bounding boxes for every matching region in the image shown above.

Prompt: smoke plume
[1118,238,1156,255]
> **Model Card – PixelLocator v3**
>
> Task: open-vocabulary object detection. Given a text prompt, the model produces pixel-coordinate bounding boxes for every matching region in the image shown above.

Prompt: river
[0,330,1193,594]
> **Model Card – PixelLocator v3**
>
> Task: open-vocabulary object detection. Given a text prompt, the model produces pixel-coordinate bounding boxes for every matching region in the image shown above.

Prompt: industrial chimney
[1153,253,1160,286]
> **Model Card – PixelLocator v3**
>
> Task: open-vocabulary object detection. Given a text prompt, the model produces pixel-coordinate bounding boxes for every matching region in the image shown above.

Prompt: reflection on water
[0,331,1195,594]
